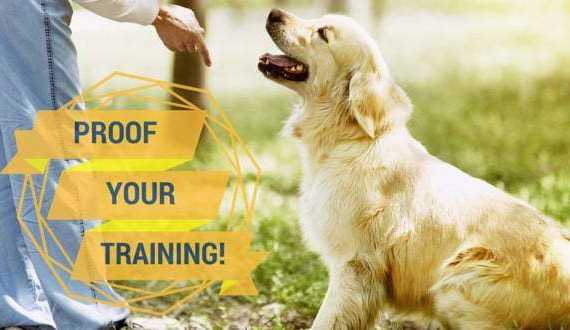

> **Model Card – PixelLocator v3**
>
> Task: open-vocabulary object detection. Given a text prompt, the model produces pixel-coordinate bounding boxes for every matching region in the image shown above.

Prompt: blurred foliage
[90,0,570,326]
[209,0,312,9]
[205,0,570,13]
[408,66,570,189]
[179,63,570,324]
[390,0,516,13]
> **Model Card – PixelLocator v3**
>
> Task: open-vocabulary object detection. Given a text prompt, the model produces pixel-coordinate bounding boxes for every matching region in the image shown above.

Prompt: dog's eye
[317,27,329,43]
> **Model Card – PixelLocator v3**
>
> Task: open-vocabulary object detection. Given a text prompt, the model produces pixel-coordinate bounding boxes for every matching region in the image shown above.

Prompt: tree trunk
[171,0,206,110]
[371,0,386,20]
[327,0,348,13]
[370,0,386,37]
[274,0,289,6]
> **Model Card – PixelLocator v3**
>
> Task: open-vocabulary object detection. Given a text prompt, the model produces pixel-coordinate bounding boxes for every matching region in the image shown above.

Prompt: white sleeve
[73,0,160,25]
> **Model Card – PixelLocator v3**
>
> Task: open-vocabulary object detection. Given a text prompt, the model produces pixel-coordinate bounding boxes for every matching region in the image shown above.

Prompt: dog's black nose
[268,8,285,24]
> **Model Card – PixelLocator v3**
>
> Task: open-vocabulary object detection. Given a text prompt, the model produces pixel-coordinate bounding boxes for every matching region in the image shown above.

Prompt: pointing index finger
[194,34,212,67]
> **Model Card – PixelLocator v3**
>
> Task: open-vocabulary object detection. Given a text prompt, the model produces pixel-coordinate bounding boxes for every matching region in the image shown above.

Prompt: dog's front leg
[312,258,384,330]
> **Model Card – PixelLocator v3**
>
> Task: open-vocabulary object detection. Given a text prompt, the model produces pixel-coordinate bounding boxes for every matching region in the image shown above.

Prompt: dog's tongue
[261,53,303,67]
[258,53,309,81]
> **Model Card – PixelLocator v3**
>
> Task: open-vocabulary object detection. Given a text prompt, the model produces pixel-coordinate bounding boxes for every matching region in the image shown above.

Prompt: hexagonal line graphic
[112,78,261,228]
[21,159,245,304]
[206,94,262,222]
[87,83,162,106]
[26,173,99,280]
[13,72,263,315]
[18,149,197,310]
[28,150,246,296]
[228,132,261,226]
[29,195,237,306]
[24,175,136,304]
[39,79,256,226]
[18,213,211,314]
[16,175,122,305]
[35,169,75,268]
[98,94,197,112]
[21,198,211,306]
[62,280,216,317]
[23,179,217,314]
[60,72,253,176]
[58,72,256,224]
[20,149,238,313]
[124,280,215,317]
[79,84,200,112]
[59,71,260,227]
[21,74,262,312]
[125,283,204,304]
[60,71,205,112]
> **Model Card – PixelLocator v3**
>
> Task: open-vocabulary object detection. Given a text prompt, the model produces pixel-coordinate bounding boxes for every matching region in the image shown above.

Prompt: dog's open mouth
[258,53,309,82]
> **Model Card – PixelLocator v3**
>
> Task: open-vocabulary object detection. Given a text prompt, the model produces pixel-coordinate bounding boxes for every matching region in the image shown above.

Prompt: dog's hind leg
[431,246,513,330]
[312,258,385,330]
[432,289,507,330]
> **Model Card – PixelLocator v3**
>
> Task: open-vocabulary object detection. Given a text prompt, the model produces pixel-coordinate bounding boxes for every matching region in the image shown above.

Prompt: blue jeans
[0,0,129,329]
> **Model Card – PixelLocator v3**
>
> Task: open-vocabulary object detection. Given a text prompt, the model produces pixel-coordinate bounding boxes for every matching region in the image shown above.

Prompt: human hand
[152,4,212,66]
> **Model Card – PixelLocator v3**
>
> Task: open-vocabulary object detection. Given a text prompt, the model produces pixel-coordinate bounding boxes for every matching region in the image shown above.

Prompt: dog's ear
[348,70,385,138]
[348,70,410,138]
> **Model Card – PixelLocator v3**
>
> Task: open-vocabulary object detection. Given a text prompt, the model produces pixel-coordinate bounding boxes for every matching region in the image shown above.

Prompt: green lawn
[76,1,570,328]
[194,68,570,327]
[163,62,570,326]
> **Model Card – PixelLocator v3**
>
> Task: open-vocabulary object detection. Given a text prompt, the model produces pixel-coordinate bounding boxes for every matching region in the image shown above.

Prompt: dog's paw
[379,315,445,330]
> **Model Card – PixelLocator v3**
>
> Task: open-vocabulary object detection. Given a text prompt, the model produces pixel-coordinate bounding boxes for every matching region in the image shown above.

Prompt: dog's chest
[298,161,371,261]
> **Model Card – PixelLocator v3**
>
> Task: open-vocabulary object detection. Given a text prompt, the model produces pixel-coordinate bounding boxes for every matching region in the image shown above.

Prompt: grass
[408,66,570,191]
[77,1,570,327]
[175,62,570,326]
[221,60,570,326]
[115,62,570,327]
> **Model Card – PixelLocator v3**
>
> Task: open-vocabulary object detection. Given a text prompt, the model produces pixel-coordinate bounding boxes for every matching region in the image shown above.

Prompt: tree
[327,0,348,13]
[371,0,387,18]
[171,0,207,110]
[370,0,387,36]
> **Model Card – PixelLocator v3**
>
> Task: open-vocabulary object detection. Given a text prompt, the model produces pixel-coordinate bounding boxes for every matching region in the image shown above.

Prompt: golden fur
[261,9,570,330]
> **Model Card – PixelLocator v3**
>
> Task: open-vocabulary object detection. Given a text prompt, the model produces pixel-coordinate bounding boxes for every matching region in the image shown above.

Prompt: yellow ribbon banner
[72,231,268,295]
[0,72,268,309]
[48,171,230,220]
[3,110,205,174]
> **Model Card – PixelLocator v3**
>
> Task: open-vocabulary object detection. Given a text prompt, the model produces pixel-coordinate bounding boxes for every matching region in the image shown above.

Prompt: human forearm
[73,0,160,25]
[152,4,211,65]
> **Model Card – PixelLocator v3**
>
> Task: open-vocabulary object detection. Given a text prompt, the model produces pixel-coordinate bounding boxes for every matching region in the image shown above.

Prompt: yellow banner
[71,231,268,295]
[48,171,230,220]
[2,110,205,174]
[1,72,268,307]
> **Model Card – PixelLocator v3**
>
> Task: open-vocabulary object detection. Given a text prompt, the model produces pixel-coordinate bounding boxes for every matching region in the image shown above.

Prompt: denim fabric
[0,0,129,329]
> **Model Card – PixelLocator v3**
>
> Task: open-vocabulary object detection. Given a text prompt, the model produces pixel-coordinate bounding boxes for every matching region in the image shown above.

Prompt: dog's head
[259,9,411,139]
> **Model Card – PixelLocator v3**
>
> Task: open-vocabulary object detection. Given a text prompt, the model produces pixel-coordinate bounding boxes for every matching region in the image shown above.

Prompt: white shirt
[73,0,160,25]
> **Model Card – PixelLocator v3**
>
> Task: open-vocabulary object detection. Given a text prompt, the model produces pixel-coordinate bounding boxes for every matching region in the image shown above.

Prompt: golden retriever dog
[258,8,570,330]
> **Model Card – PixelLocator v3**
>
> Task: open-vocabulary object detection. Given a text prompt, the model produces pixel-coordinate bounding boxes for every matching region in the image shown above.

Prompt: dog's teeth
[296,65,303,71]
